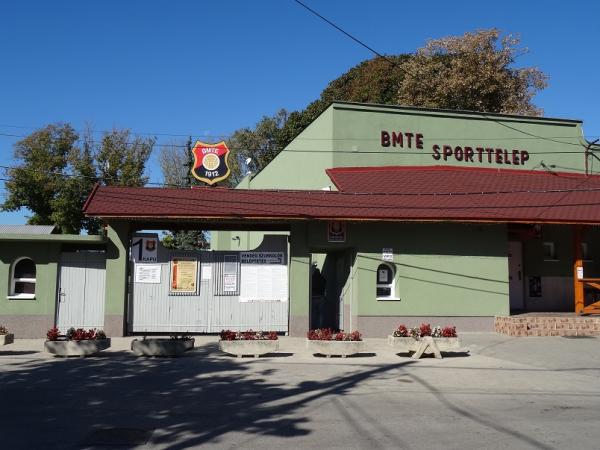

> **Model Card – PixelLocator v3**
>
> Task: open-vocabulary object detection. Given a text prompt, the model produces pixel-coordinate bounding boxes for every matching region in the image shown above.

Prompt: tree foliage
[226,109,289,186]
[217,29,547,182]
[397,29,547,115]
[2,124,154,234]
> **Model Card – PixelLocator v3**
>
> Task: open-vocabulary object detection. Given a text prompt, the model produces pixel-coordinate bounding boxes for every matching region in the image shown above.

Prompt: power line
[291,1,595,150]
[0,124,231,140]
[292,0,413,76]
[6,160,600,196]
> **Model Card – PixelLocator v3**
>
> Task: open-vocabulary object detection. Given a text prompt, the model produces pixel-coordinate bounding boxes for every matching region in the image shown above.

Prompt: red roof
[84,166,600,224]
[326,166,600,194]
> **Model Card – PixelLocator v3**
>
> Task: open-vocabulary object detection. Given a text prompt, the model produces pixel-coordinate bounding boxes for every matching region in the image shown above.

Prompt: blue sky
[1,0,599,225]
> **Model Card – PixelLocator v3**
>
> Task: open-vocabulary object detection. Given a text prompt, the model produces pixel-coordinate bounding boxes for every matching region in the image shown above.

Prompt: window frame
[8,256,36,300]
[542,241,558,261]
[376,262,399,301]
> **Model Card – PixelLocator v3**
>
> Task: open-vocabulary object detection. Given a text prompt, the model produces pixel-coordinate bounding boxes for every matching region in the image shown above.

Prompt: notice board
[239,252,288,302]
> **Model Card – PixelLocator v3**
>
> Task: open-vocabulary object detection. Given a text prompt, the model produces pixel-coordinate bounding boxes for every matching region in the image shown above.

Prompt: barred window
[376,263,395,299]
[10,257,36,299]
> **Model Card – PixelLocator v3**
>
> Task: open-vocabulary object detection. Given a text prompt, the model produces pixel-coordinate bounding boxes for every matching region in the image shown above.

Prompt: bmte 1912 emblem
[191,140,231,185]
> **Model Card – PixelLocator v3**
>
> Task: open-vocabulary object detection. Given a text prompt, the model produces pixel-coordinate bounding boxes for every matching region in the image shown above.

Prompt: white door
[57,252,106,331]
[508,241,524,311]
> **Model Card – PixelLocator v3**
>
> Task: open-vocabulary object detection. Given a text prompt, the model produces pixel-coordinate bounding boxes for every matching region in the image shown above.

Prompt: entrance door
[508,241,524,311]
[57,252,106,331]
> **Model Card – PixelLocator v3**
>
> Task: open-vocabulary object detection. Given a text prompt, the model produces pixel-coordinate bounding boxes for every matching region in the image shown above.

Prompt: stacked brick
[495,316,600,337]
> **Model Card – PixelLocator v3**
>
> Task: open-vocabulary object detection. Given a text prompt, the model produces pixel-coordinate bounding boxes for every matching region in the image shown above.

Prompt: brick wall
[495,316,600,337]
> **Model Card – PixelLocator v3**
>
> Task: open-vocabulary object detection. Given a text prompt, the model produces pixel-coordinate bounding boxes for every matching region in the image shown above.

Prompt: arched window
[376,263,396,299]
[10,257,36,298]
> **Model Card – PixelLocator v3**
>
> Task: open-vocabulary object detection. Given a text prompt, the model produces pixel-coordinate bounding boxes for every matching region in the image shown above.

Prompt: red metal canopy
[83,166,600,224]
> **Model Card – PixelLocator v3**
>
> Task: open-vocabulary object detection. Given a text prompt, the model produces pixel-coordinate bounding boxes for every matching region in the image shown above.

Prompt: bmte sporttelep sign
[191,140,231,185]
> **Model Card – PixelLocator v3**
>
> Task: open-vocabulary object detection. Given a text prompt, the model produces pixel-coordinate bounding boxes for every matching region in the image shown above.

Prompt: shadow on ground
[0,342,414,449]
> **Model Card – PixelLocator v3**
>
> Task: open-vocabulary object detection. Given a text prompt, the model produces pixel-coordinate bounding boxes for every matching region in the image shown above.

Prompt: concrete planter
[44,338,111,357]
[131,338,195,357]
[219,339,279,358]
[388,336,461,359]
[388,336,461,351]
[0,333,15,345]
[306,339,367,357]
[429,337,461,351]
[387,336,417,352]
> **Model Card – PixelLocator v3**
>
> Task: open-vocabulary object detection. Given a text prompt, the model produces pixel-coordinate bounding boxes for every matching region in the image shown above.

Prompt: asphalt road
[1,335,599,450]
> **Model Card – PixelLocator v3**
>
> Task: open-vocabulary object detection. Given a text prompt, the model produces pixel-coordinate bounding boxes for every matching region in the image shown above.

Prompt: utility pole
[186,136,193,187]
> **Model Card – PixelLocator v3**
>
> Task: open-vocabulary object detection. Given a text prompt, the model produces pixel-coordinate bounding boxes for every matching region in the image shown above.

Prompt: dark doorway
[310,250,352,330]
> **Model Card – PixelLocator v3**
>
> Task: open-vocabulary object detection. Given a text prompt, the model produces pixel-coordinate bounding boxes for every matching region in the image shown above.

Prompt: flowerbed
[219,330,278,341]
[307,328,362,341]
[0,325,14,346]
[46,327,108,341]
[392,324,457,339]
[45,327,110,357]
[388,323,461,358]
[219,330,279,357]
[306,329,366,357]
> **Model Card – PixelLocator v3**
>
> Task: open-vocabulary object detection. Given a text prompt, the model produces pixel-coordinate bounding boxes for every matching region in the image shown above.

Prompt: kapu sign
[131,234,158,263]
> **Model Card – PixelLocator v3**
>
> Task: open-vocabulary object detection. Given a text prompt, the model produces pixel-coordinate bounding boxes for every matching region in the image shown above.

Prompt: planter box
[429,337,461,352]
[387,336,418,352]
[388,336,461,359]
[306,339,367,357]
[0,333,14,346]
[131,338,195,357]
[45,338,111,357]
[219,339,279,358]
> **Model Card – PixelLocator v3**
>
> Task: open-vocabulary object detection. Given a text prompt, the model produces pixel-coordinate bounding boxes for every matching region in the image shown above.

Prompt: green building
[4,102,600,338]
[0,225,106,338]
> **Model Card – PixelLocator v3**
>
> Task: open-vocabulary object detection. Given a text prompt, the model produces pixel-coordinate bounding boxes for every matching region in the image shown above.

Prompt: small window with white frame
[10,257,36,299]
[376,262,397,300]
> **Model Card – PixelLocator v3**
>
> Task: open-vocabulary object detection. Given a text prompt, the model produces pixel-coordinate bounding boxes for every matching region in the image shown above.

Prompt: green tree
[397,29,547,115]
[1,124,91,233]
[226,109,289,185]
[227,29,547,179]
[96,129,155,186]
[2,124,154,234]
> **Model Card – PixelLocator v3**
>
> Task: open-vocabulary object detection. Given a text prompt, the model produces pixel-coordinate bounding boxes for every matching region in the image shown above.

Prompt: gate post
[105,221,131,336]
[289,223,310,337]
[573,225,584,314]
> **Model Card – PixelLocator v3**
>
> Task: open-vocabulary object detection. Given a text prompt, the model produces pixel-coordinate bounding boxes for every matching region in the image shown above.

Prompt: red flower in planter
[220,330,237,341]
[441,326,457,338]
[242,330,257,340]
[348,330,362,341]
[334,331,346,341]
[307,328,335,340]
[46,327,60,341]
[419,323,432,337]
[265,331,278,340]
[394,325,408,337]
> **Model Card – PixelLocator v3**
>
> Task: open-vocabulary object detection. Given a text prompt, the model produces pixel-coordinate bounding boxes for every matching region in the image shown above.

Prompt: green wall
[330,104,586,173]
[303,221,509,317]
[212,102,588,251]
[0,241,61,316]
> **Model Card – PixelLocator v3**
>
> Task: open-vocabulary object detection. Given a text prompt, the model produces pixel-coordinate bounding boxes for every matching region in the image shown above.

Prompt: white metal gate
[129,236,289,333]
[56,252,106,331]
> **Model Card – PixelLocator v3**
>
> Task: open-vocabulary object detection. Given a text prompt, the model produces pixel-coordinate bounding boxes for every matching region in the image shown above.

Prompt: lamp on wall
[232,236,240,247]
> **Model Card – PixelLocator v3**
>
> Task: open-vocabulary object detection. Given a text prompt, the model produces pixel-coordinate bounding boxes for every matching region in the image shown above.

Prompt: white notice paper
[135,264,161,284]
[382,248,394,261]
[201,265,212,280]
[240,265,288,302]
